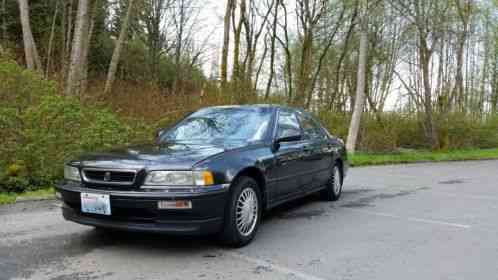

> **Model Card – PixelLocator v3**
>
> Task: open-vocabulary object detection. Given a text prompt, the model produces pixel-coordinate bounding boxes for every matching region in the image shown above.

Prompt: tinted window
[160,107,272,143]
[299,113,327,140]
[276,110,301,140]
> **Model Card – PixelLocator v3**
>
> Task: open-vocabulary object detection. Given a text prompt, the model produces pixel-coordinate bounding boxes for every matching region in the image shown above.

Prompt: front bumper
[56,182,229,235]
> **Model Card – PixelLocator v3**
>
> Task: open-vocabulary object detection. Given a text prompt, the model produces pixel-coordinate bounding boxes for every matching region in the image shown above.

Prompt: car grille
[82,168,137,185]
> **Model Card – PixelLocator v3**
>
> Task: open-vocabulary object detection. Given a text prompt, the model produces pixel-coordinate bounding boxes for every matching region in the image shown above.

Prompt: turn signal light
[202,171,214,186]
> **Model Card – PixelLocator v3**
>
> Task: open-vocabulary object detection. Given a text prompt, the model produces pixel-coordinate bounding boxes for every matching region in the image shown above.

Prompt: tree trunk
[45,0,59,77]
[420,40,439,149]
[253,35,268,92]
[80,0,97,95]
[2,0,6,43]
[453,33,466,111]
[232,0,245,82]
[492,48,498,114]
[17,0,42,72]
[275,0,293,102]
[104,0,134,95]
[264,0,278,99]
[65,0,89,96]
[62,0,74,82]
[346,23,368,153]
[173,0,185,92]
[294,31,313,107]
[328,15,355,110]
[220,0,234,86]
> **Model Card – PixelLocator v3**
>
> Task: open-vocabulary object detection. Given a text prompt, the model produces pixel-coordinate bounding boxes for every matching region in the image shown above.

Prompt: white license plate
[81,193,111,215]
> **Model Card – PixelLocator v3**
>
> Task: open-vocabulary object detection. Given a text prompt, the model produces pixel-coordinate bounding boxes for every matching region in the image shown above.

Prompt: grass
[349,148,498,166]
[0,187,54,205]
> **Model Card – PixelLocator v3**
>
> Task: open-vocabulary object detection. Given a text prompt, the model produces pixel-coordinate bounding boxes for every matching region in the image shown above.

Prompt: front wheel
[219,176,261,247]
[320,164,343,201]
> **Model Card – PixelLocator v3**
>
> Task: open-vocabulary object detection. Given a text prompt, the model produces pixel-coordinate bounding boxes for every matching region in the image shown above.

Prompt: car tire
[219,176,262,247]
[320,163,343,201]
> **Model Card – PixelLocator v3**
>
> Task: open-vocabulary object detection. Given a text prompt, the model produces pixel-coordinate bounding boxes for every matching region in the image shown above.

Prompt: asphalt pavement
[1,160,497,280]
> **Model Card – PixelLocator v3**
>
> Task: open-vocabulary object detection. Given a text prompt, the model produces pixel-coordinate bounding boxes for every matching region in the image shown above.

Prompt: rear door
[297,112,333,191]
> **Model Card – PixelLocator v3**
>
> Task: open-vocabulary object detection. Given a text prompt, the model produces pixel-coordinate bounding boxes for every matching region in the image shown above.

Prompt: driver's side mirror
[155,129,165,141]
[276,134,302,143]
[272,134,302,152]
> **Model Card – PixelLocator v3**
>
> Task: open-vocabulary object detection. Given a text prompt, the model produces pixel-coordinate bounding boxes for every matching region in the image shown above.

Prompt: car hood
[75,141,246,170]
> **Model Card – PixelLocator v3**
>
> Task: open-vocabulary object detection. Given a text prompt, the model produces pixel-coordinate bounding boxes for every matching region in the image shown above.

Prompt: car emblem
[104,171,111,182]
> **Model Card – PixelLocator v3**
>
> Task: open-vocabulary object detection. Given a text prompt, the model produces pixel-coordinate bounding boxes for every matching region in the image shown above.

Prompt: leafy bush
[0,58,149,192]
[316,110,498,152]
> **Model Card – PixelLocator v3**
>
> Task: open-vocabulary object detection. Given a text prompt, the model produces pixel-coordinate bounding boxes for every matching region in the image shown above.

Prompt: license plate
[81,193,111,215]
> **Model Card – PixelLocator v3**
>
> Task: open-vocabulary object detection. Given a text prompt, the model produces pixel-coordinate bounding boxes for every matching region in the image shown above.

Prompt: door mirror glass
[155,129,165,141]
[275,110,302,143]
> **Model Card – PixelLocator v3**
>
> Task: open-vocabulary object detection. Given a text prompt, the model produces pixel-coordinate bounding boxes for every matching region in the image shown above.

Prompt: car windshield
[160,107,272,143]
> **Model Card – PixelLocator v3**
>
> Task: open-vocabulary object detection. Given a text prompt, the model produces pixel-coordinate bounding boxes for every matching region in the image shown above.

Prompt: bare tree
[264,0,278,99]
[275,0,293,101]
[173,0,185,69]
[138,0,172,80]
[232,0,246,83]
[17,0,42,71]
[392,0,448,149]
[2,0,6,44]
[80,0,98,94]
[293,0,327,107]
[327,6,357,110]
[491,23,498,114]
[62,0,74,80]
[220,0,235,86]
[45,0,60,77]
[304,3,347,108]
[346,16,368,153]
[65,0,90,96]
[104,0,135,94]
[243,0,274,89]
[452,0,472,111]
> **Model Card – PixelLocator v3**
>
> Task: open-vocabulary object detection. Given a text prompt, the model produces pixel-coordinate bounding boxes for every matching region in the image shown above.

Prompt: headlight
[143,171,214,187]
[64,165,81,182]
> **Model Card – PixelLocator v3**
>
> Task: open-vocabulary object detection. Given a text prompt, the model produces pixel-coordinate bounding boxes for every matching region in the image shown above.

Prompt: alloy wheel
[235,187,259,236]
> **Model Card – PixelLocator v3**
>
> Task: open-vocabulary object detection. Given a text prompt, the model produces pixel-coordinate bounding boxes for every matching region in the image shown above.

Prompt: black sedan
[56,105,348,247]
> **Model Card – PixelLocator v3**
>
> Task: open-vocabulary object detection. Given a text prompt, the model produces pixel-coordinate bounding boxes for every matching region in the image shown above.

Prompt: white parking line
[345,208,471,229]
[226,251,327,280]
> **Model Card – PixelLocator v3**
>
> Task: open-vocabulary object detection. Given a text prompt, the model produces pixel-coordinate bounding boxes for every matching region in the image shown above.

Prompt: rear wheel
[219,176,261,247]
[320,163,343,201]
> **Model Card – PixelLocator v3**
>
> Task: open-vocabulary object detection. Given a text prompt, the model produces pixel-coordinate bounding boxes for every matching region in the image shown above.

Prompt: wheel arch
[231,167,267,211]
[334,157,344,184]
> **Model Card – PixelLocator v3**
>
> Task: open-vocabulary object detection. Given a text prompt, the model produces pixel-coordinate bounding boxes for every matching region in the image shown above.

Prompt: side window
[299,113,327,140]
[276,110,301,140]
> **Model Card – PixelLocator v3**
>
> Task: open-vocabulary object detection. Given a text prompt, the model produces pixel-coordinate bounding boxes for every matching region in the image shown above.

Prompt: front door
[270,109,308,201]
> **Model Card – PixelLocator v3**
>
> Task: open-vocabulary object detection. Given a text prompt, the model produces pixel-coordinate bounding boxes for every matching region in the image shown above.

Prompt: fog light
[55,191,62,200]
[158,200,192,209]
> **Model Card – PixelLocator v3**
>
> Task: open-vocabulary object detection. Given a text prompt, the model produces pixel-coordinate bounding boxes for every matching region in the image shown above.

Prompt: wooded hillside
[0,0,497,191]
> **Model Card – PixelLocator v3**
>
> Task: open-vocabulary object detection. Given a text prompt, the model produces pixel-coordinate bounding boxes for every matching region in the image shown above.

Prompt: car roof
[203,104,301,112]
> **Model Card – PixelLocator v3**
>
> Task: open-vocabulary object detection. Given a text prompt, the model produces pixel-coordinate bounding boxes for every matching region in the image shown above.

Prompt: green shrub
[316,111,498,152]
[0,58,149,192]
[474,115,498,149]
[317,111,349,140]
